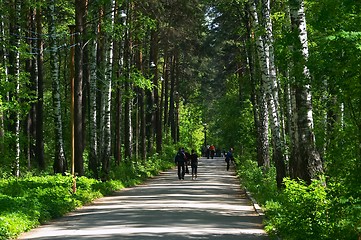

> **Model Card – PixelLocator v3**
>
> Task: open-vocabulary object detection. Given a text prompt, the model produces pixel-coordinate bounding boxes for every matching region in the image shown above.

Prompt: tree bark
[289,0,323,183]
[35,7,45,170]
[100,0,115,179]
[123,1,133,159]
[25,8,36,170]
[244,3,270,168]
[261,0,286,186]
[48,0,66,174]
[0,0,7,155]
[250,0,286,187]
[88,2,99,178]
[74,0,85,176]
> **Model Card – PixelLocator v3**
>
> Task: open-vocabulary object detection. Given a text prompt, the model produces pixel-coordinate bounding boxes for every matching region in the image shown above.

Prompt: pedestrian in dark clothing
[190,149,198,180]
[184,151,190,174]
[225,148,234,171]
[175,148,186,180]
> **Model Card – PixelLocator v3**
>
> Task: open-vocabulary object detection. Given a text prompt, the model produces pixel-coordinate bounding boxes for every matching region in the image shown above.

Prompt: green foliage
[0,153,174,240]
[178,102,204,151]
[263,178,360,240]
[0,175,125,239]
[237,159,278,205]
[265,178,330,240]
[110,152,174,186]
[238,158,360,240]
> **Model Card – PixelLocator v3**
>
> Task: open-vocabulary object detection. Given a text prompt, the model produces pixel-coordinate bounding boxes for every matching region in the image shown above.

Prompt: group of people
[174,147,234,180]
[174,148,198,180]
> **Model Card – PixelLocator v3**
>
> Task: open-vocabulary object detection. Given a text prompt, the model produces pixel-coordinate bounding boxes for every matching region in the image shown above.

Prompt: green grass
[0,156,174,240]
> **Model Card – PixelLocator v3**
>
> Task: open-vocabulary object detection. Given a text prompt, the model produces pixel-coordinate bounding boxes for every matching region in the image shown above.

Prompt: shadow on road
[18,158,268,240]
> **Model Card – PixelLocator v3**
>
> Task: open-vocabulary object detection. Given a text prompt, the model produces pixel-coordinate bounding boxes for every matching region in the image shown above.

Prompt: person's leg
[226,161,230,171]
[181,164,185,179]
[195,166,198,179]
[177,165,181,179]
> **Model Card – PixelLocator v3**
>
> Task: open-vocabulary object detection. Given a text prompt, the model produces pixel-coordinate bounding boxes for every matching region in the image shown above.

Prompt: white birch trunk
[250,0,286,186]
[88,19,98,177]
[340,102,344,129]
[48,0,66,173]
[289,0,323,182]
[259,86,270,168]
[101,0,115,176]
[123,2,133,158]
[13,0,21,177]
[0,0,8,153]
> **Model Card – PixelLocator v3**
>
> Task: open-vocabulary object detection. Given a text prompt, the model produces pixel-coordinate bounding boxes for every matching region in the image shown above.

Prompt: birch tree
[244,2,270,169]
[250,0,286,187]
[48,0,66,174]
[100,0,115,178]
[123,1,133,159]
[289,0,323,183]
[0,0,7,155]
[87,1,99,178]
[9,0,22,177]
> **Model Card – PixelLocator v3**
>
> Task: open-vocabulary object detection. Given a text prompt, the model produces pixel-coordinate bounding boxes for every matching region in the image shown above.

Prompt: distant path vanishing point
[18,157,268,240]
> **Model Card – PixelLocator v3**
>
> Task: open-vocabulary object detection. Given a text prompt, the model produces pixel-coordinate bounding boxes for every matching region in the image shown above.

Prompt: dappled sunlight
[27,226,266,238]
[18,157,268,240]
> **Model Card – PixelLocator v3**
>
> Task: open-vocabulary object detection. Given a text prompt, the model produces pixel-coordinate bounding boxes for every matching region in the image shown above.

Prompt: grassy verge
[0,156,174,240]
[236,159,361,240]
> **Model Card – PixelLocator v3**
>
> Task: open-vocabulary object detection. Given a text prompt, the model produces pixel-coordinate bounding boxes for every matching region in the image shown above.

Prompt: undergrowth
[0,155,174,240]
[237,159,361,240]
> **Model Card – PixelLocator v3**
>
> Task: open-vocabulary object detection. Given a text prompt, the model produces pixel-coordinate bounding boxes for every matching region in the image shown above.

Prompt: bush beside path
[17,157,268,240]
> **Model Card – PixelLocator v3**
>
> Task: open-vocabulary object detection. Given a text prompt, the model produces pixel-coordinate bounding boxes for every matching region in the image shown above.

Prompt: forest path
[17,157,268,240]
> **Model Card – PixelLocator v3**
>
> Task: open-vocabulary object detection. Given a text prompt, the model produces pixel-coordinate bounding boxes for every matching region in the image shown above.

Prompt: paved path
[18,157,268,240]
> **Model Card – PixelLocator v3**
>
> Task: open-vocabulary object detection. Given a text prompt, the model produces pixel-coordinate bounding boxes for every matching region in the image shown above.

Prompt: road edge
[244,187,265,216]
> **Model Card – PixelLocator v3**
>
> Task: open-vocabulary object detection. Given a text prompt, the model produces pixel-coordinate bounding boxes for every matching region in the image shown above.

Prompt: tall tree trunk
[163,54,170,128]
[114,42,123,165]
[88,3,99,178]
[10,0,22,177]
[123,1,133,159]
[175,52,180,142]
[35,7,45,170]
[100,0,115,179]
[250,0,285,187]
[169,54,176,142]
[136,45,146,161]
[151,28,162,153]
[74,0,85,176]
[0,0,7,155]
[262,0,286,186]
[25,8,36,170]
[244,3,270,168]
[48,0,66,174]
[289,0,323,183]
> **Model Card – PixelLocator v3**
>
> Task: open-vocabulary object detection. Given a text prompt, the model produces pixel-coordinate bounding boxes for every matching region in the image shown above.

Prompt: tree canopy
[0,0,360,239]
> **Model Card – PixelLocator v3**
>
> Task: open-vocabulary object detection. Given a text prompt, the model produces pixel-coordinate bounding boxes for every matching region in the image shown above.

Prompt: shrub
[265,178,331,240]
[237,159,278,204]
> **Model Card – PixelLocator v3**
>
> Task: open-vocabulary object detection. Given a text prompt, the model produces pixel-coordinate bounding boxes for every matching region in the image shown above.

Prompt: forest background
[0,0,360,239]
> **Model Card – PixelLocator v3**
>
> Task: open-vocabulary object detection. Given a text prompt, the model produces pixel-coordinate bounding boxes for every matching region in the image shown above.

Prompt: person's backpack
[176,152,185,163]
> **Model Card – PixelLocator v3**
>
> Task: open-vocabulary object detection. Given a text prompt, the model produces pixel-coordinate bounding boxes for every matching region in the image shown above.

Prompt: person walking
[175,148,186,180]
[190,149,198,180]
[225,148,234,171]
[209,144,215,159]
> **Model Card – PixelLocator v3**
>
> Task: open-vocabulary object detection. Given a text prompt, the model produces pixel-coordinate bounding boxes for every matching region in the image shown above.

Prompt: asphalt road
[17,157,268,240]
